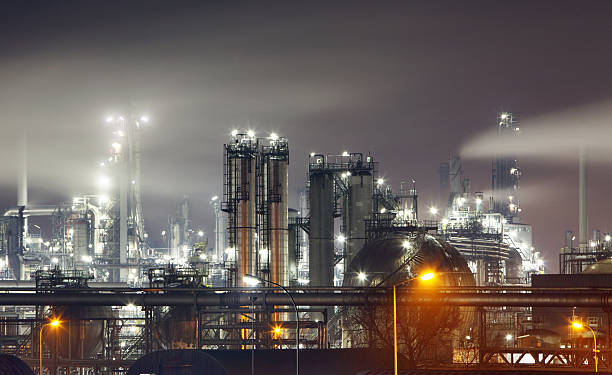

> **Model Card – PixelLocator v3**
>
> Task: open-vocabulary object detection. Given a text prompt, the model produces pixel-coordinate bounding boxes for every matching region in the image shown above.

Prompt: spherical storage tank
[43,303,115,359]
[342,233,476,363]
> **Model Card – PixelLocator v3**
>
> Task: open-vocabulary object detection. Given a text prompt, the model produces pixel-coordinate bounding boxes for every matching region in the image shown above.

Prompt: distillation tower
[222,131,289,287]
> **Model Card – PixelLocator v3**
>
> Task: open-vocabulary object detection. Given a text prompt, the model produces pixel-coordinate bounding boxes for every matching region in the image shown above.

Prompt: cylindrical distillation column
[309,156,335,286]
[265,155,289,286]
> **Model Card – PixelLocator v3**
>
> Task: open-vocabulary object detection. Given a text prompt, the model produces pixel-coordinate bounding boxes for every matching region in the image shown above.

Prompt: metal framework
[2,286,612,372]
[560,243,612,274]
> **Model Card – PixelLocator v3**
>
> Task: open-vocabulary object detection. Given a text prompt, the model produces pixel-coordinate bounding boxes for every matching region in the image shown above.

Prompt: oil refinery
[0,107,610,375]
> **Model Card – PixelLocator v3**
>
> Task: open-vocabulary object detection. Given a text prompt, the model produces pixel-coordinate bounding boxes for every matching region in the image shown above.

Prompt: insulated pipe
[0,291,611,308]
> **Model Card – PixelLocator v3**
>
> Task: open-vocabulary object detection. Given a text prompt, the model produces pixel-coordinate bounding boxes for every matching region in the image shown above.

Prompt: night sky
[1,1,612,272]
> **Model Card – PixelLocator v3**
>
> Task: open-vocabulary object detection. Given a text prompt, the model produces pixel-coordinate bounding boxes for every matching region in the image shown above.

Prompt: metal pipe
[0,291,612,308]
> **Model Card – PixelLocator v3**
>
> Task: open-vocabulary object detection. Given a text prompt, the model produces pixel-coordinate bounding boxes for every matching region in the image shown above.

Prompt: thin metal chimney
[17,134,27,208]
[578,148,588,246]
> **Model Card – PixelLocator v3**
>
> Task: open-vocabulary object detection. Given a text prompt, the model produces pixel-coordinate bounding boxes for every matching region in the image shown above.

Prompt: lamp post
[39,319,60,375]
[572,321,598,373]
[244,274,299,375]
[393,272,435,375]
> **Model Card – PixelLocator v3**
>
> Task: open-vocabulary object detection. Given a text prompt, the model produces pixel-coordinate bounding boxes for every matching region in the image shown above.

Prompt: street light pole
[573,321,598,373]
[39,319,60,375]
[393,272,435,375]
[250,296,257,375]
[245,274,299,375]
[393,284,398,375]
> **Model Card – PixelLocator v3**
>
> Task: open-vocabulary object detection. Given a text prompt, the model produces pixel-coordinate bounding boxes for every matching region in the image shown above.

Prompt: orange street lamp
[40,319,61,375]
[572,321,598,373]
[393,272,436,375]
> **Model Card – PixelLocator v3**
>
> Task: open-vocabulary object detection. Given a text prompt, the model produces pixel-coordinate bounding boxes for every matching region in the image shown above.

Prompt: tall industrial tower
[103,114,148,281]
[491,112,521,222]
[222,131,289,287]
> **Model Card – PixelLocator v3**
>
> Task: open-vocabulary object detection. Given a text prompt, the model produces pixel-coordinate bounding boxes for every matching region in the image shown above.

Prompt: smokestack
[17,134,27,208]
[578,148,588,246]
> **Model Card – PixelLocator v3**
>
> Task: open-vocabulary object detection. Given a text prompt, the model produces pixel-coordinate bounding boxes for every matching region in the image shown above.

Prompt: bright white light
[380,207,386,213]
[243,275,260,286]
[105,116,114,123]
[161,230,166,236]
[199,253,207,260]
[131,180,136,185]
[51,257,59,264]
[475,198,482,205]
[310,152,315,157]
[116,130,125,137]
[606,235,611,242]
[465,335,471,340]
[536,259,544,267]
[402,240,411,249]
[211,195,219,201]
[140,115,149,123]
[429,207,438,215]
[441,218,449,225]
[270,133,278,140]
[111,142,121,152]
[247,129,255,138]
[198,230,204,237]
[98,175,111,190]
[501,113,508,120]
[99,162,105,167]
[377,178,384,185]
[259,249,270,262]
[336,234,346,243]
[297,278,310,285]
[225,247,235,254]
[505,334,512,341]
[357,272,367,282]
[118,116,125,121]
[81,255,92,263]
[231,129,238,137]
[342,151,349,157]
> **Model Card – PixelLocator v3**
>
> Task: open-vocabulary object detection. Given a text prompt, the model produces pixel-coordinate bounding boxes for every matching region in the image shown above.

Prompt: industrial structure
[559,148,612,274]
[438,113,542,285]
[222,130,289,287]
[0,115,150,283]
[5,110,612,374]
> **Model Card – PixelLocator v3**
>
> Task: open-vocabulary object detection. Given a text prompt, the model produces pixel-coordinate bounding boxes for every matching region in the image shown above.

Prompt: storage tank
[44,304,114,359]
[342,233,476,363]
[69,216,89,262]
[36,270,115,360]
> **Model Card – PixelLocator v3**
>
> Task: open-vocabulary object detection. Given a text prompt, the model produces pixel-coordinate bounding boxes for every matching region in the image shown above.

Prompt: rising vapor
[460,100,612,162]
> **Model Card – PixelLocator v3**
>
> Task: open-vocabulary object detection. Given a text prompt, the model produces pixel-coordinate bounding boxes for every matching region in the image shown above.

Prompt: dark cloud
[1,1,612,270]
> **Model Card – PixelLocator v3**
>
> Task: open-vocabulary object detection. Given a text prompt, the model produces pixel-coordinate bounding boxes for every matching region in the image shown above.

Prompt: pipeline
[0,290,611,308]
